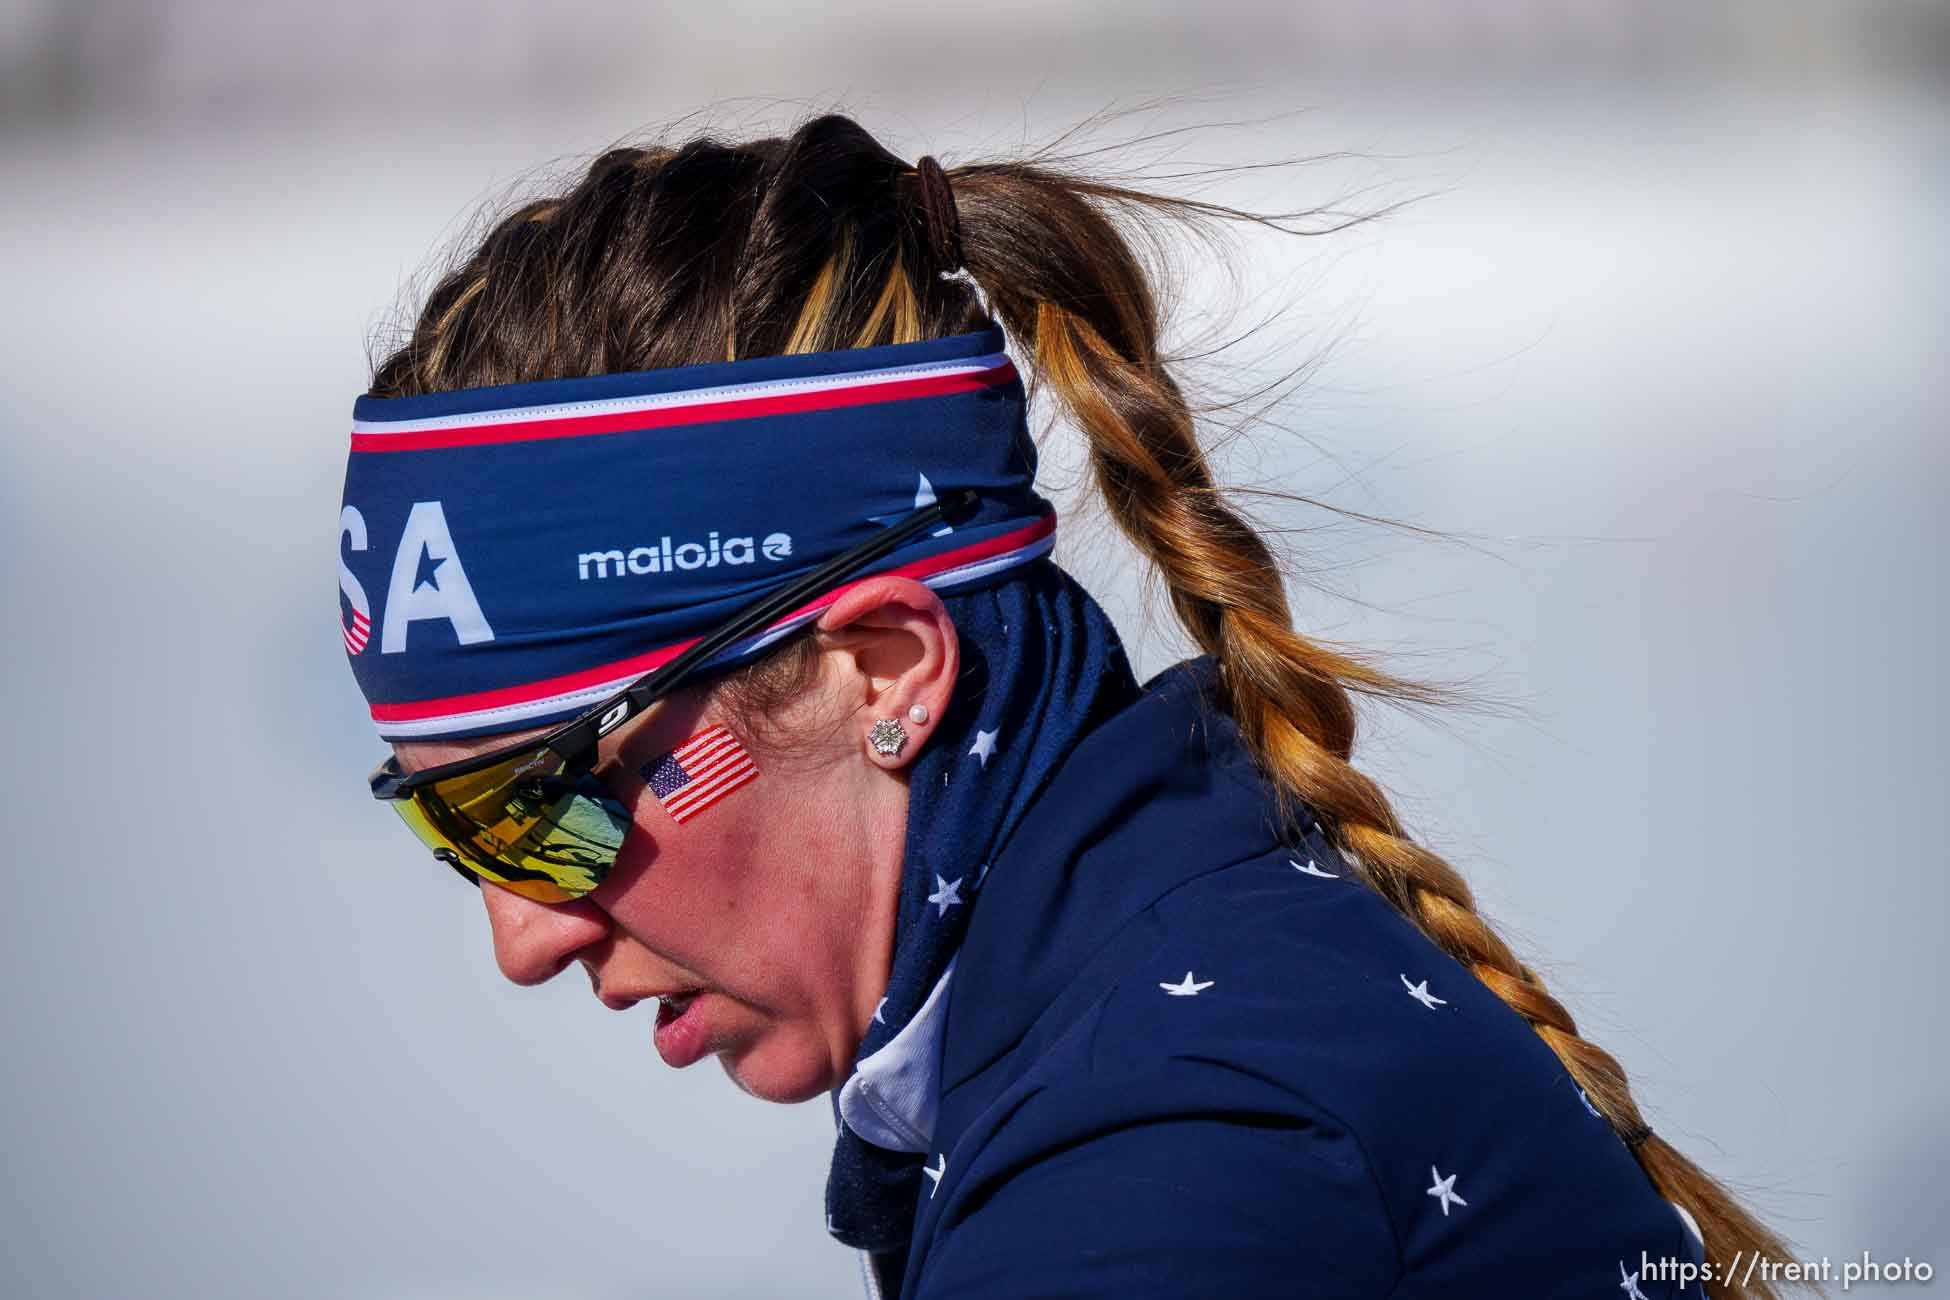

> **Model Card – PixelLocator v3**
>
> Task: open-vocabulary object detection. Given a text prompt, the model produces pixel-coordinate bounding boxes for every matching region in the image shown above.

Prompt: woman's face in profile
[390,678,906,1106]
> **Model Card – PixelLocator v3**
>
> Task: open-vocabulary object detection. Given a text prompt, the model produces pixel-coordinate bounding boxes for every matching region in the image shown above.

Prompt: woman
[339,113,1791,1297]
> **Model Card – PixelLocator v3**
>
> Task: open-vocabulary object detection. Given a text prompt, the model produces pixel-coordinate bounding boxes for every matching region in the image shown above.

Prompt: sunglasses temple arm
[371,488,983,839]
[619,488,979,710]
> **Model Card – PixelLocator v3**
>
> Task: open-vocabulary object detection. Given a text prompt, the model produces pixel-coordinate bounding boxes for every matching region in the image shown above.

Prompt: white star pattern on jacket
[1158,971,1214,996]
[927,874,964,917]
[1401,975,1448,1010]
[1426,1166,1467,1216]
[835,641,1715,1300]
[872,996,887,1025]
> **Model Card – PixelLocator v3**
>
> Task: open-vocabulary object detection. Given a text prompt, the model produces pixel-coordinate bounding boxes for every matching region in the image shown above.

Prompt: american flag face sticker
[641,725,759,824]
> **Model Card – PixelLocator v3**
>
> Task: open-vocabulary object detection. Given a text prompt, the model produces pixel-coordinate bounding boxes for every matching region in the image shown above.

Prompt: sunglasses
[367,489,979,903]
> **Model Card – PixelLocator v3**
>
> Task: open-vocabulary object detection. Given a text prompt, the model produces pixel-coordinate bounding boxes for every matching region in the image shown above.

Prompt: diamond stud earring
[907,704,929,725]
[868,718,909,758]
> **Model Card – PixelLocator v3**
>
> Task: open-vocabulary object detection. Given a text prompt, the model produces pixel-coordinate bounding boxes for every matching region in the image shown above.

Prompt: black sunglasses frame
[366,489,981,862]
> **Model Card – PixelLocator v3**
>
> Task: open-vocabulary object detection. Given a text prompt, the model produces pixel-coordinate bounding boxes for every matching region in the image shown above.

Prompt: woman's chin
[718,1041,838,1104]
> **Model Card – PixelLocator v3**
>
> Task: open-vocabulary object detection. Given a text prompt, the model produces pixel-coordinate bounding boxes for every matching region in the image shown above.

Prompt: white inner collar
[837,953,958,1153]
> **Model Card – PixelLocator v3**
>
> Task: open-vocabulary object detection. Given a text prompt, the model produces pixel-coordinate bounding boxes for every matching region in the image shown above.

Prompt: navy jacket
[881,657,1706,1298]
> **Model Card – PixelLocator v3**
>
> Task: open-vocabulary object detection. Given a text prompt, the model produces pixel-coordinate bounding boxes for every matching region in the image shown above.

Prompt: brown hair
[370,108,1795,1294]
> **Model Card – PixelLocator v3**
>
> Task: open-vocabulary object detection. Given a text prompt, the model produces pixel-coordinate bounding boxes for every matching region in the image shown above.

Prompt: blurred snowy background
[2,2,1944,1296]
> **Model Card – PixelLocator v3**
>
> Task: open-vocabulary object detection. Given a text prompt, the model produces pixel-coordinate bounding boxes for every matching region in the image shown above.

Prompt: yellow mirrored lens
[392,748,629,900]
[388,800,574,902]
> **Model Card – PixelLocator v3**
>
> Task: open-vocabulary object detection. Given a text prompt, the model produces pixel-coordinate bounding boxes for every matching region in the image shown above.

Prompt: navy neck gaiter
[823,557,1140,1255]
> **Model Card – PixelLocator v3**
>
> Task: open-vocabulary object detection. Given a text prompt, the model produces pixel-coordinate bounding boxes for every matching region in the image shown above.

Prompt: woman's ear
[816,576,958,769]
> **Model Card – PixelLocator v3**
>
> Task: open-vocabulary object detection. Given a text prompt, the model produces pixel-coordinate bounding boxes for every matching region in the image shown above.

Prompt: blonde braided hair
[955,158,1798,1298]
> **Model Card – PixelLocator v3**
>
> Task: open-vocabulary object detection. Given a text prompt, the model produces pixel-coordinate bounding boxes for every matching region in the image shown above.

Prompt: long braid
[956,162,1798,1299]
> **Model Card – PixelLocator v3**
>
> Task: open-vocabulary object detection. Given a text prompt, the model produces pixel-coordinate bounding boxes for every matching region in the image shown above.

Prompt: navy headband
[338,324,1055,742]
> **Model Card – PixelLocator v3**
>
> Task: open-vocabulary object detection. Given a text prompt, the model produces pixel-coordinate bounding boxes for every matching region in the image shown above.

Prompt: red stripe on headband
[350,361,1018,453]
[368,513,1055,726]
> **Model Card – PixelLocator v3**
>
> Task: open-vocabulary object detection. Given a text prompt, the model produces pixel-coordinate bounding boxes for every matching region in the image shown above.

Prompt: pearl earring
[907,704,929,724]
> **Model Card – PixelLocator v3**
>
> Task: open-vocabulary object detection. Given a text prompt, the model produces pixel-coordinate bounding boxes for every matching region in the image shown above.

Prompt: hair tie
[914,155,965,275]
[1622,1123,1655,1150]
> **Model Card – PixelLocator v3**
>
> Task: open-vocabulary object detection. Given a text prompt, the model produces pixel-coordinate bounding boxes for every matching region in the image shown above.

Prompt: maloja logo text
[578,531,792,580]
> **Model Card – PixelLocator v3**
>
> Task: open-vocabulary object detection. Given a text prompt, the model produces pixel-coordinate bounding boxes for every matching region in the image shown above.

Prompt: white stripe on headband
[351,352,1015,436]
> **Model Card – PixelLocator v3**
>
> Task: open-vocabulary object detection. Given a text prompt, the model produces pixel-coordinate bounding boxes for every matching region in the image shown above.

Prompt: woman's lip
[653,991,714,1068]
[598,993,642,1011]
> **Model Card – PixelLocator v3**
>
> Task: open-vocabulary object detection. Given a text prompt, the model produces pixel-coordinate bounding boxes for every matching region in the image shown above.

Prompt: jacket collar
[830,656,1285,1156]
[836,952,959,1152]
[940,655,1288,1095]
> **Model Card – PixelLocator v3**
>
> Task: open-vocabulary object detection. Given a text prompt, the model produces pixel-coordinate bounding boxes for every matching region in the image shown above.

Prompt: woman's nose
[477,880,609,986]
